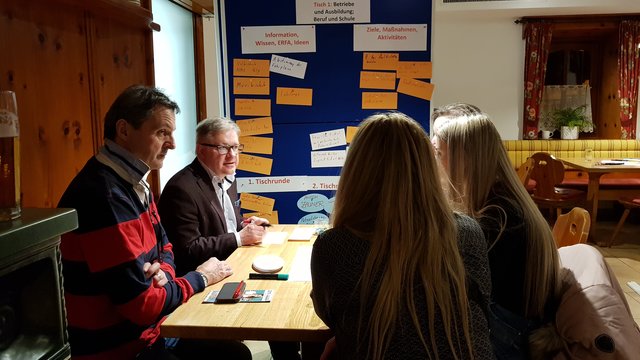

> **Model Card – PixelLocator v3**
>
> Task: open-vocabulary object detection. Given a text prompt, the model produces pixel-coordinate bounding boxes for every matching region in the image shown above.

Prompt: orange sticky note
[233,58,270,77]
[238,153,273,175]
[396,61,432,79]
[362,92,398,109]
[235,99,271,116]
[359,71,396,90]
[233,77,270,95]
[243,210,279,224]
[239,135,273,155]
[346,126,359,143]
[397,78,435,101]
[236,117,273,136]
[240,193,275,213]
[362,52,399,71]
[276,87,313,106]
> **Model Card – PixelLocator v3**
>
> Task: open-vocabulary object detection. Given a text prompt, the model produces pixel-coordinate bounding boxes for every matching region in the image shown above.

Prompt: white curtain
[539,85,594,132]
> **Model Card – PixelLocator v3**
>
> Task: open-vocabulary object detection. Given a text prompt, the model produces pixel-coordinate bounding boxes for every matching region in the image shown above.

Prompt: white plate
[252,255,284,273]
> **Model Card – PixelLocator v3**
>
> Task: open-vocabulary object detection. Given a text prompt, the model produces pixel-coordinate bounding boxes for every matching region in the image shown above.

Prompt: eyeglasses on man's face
[199,143,244,155]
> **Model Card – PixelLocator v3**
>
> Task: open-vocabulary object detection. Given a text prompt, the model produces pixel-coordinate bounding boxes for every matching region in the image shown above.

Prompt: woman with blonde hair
[431,103,560,358]
[310,112,494,359]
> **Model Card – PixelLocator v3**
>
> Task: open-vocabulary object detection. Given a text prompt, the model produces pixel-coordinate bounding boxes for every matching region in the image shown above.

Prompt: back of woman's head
[432,103,560,319]
[333,112,473,359]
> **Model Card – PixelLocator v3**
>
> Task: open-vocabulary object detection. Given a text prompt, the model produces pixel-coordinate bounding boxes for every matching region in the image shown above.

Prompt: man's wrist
[198,272,208,287]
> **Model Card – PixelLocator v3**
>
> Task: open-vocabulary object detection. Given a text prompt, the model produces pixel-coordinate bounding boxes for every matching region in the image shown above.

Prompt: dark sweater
[310,214,495,360]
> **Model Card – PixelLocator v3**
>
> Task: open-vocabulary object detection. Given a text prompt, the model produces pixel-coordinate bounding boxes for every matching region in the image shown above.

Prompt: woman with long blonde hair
[431,103,560,358]
[310,112,494,359]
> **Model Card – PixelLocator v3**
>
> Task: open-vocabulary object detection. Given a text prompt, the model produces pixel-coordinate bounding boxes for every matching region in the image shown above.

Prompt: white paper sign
[242,25,316,54]
[237,176,307,193]
[306,176,340,191]
[270,55,308,79]
[311,150,347,168]
[295,0,370,24]
[353,24,428,51]
[309,129,347,150]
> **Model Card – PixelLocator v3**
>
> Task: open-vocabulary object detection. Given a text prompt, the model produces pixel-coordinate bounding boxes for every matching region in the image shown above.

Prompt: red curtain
[618,21,640,139]
[522,23,553,139]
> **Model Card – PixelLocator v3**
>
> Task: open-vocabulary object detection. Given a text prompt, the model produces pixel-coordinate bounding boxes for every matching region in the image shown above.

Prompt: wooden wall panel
[0,1,94,208]
[87,16,153,148]
[599,37,622,139]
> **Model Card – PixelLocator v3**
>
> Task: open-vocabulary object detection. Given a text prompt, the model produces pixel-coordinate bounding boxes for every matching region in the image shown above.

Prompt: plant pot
[561,126,579,140]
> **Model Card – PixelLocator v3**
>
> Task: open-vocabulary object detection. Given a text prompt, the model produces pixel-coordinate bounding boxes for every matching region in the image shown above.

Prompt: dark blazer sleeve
[158,163,239,275]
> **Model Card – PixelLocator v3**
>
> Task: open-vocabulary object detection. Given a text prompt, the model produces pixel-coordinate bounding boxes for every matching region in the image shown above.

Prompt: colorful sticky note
[359,71,396,90]
[243,210,279,224]
[233,58,270,77]
[396,61,432,79]
[240,135,273,155]
[346,126,359,143]
[236,117,273,136]
[362,52,399,71]
[361,92,398,109]
[235,99,271,116]
[233,77,270,95]
[238,153,273,175]
[276,87,313,106]
[240,193,275,213]
[397,78,434,101]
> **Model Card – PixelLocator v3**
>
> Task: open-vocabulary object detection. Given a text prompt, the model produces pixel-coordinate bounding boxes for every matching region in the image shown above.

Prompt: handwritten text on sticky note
[240,193,275,213]
[233,58,270,77]
[238,153,273,175]
[236,117,273,136]
[309,129,347,150]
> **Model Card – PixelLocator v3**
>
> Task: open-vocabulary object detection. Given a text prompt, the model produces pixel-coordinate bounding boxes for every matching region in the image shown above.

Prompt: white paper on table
[288,245,313,282]
[288,227,316,241]
[263,231,289,245]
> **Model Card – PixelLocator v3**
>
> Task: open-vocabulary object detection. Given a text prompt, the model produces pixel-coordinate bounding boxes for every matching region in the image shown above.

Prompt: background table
[160,224,331,342]
[559,157,640,237]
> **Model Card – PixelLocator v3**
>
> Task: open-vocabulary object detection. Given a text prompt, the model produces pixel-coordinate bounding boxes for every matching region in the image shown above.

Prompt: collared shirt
[96,139,151,207]
[198,158,241,247]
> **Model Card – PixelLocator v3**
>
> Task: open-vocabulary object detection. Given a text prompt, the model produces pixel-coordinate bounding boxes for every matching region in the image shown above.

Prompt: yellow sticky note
[276,87,313,106]
[233,77,270,95]
[396,61,432,79]
[238,153,273,175]
[243,210,279,224]
[397,78,434,101]
[362,52,399,71]
[362,92,398,110]
[359,71,396,90]
[233,58,270,77]
[240,193,275,213]
[346,126,359,144]
[235,99,271,116]
[236,117,273,136]
[240,135,273,155]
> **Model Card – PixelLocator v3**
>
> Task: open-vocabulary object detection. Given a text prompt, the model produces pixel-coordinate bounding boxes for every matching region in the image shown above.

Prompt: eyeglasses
[199,143,244,155]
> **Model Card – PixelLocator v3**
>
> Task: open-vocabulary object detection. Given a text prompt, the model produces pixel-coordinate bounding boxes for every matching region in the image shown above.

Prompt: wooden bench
[504,139,640,201]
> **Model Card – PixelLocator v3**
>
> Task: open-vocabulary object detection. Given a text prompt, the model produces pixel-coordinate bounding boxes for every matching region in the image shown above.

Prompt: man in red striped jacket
[58,85,251,360]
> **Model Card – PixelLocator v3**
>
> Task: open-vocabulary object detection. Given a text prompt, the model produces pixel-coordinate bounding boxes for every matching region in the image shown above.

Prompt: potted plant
[551,105,590,140]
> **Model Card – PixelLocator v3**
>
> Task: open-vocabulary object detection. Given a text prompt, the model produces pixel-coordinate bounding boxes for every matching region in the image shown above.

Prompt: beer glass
[0,90,21,220]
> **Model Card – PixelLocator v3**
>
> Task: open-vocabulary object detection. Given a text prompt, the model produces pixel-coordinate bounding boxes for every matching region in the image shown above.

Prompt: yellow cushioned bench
[503,139,640,201]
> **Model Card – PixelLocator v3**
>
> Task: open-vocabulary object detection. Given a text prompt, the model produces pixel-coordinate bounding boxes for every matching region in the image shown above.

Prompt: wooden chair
[607,197,640,247]
[552,207,591,248]
[529,152,586,219]
[517,157,535,190]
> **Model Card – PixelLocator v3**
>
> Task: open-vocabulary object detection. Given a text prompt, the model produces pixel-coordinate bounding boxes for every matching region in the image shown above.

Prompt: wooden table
[559,157,640,237]
[160,224,332,342]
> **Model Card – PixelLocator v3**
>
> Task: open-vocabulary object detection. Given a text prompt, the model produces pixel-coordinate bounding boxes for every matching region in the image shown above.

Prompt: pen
[242,219,272,228]
[249,273,288,280]
[233,280,245,298]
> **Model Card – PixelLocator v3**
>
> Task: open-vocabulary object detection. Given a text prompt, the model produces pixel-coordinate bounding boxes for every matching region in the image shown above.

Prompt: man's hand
[143,261,168,287]
[196,257,233,285]
[239,222,265,246]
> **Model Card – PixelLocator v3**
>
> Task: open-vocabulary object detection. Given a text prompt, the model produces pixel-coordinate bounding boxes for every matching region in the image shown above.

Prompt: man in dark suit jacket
[158,117,268,276]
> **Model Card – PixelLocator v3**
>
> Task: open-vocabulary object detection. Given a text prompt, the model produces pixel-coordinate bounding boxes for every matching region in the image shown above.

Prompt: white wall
[432,0,640,139]
[204,0,640,140]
